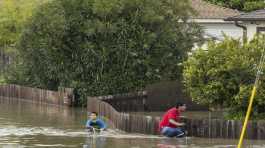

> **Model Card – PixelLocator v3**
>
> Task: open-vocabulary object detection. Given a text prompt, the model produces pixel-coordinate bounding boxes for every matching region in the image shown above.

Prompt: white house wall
[199,23,243,40]
[245,22,265,40]
[247,23,258,40]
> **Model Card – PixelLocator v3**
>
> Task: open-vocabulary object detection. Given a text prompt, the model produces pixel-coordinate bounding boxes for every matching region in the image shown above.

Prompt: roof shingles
[191,0,240,19]
[225,9,265,21]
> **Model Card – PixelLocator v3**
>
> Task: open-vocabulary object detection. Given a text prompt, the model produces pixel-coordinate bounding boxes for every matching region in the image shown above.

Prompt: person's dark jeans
[161,126,185,138]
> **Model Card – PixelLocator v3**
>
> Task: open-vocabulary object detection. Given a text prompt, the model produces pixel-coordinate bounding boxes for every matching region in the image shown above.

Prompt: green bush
[205,0,265,11]
[12,0,202,106]
[183,36,265,119]
[243,1,265,12]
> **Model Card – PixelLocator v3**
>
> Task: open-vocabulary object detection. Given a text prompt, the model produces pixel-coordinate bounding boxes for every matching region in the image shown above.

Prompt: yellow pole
[237,86,257,148]
[237,39,265,148]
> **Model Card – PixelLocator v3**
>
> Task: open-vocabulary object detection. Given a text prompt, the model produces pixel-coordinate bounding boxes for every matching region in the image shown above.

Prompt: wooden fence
[88,97,161,135]
[98,91,148,112]
[99,90,207,112]
[88,96,265,139]
[0,84,74,106]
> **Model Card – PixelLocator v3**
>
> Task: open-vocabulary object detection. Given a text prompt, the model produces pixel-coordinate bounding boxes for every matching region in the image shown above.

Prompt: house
[191,0,265,42]
[190,0,242,41]
[225,9,265,40]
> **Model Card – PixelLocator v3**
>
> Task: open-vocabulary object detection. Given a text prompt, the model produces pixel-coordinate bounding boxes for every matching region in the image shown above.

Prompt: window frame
[257,27,265,34]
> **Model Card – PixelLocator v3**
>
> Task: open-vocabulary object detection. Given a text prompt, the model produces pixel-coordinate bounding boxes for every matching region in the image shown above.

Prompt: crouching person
[86,112,106,133]
[159,102,186,138]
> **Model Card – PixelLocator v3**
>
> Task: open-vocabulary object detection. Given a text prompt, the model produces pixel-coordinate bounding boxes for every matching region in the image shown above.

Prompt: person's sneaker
[176,132,185,138]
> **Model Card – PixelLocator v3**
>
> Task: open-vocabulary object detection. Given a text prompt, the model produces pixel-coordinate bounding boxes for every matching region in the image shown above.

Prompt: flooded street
[0,98,265,148]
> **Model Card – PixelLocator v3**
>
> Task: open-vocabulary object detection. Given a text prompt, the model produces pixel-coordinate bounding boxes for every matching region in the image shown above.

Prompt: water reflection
[0,97,265,148]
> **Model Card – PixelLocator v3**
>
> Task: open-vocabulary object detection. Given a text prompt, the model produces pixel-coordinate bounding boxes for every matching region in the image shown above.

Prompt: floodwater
[0,98,264,148]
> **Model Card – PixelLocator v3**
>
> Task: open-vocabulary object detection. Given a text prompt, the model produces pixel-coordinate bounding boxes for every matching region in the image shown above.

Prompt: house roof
[191,0,240,19]
[225,9,265,21]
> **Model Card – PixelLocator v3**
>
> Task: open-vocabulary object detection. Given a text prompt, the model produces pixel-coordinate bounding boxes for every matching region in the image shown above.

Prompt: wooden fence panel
[0,84,73,106]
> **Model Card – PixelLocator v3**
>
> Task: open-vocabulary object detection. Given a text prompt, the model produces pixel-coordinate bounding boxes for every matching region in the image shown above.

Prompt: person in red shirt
[159,102,186,137]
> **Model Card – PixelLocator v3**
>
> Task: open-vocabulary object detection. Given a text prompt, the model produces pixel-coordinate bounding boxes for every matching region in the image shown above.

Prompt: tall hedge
[183,36,265,119]
[11,0,202,105]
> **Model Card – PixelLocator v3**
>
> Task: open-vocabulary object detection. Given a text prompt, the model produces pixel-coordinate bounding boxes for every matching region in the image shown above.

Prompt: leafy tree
[0,0,48,83]
[14,0,203,105]
[205,0,265,12]
[0,0,48,55]
[183,36,265,119]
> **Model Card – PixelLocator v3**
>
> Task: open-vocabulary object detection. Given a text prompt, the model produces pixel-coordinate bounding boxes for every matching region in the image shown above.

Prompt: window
[257,27,265,35]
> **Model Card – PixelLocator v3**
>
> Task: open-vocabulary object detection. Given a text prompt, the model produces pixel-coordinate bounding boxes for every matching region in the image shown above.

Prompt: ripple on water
[0,143,26,148]
[0,127,167,139]
[0,127,87,137]
[32,144,77,147]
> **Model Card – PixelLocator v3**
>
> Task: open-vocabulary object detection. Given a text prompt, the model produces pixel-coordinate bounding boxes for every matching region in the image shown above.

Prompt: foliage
[205,0,265,11]
[0,0,48,83]
[12,0,203,105]
[183,36,265,119]
[0,0,46,54]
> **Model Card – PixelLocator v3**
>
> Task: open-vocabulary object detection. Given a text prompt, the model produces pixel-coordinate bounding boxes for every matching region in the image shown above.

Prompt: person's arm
[97,119,107,130]
[85,120,92,128]
[167,111,185,127]
[169,119,185,127]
